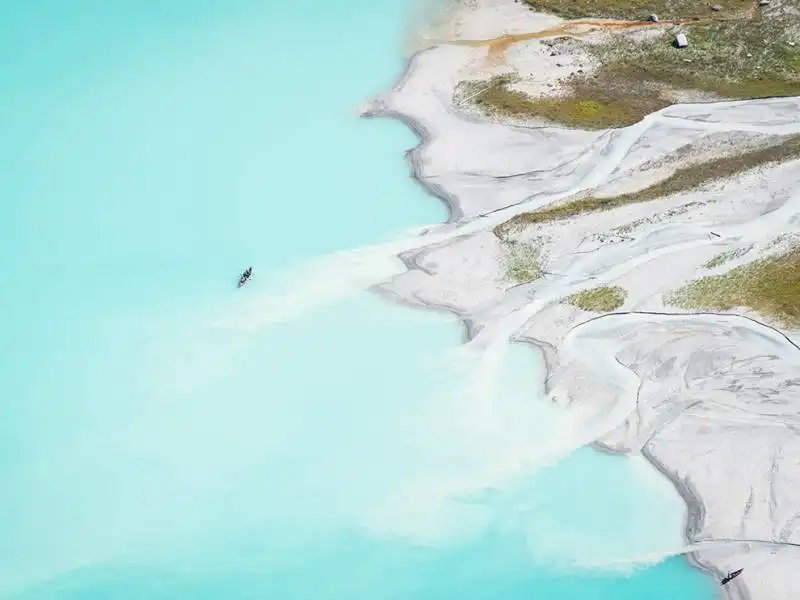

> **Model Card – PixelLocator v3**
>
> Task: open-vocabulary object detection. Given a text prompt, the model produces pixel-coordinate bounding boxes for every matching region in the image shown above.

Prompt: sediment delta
[363,0,800,597]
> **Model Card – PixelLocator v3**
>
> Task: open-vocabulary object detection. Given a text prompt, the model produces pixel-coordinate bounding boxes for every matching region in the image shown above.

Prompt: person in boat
[239,266,253,286]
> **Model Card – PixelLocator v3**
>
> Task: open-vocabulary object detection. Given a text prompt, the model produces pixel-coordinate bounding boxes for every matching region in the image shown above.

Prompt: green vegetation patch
[502,240,544,284]
[566,285,628,312]
[602,21,800,101]
[493,134,800,239]
[665,248,800,327]
[703,247,751,269]
[460,10,800,129]
[456,71,665,130]
[522,0,753,20]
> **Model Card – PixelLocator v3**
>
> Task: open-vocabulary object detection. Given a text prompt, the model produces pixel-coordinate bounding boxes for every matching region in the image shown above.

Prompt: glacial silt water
[0,1,715,599]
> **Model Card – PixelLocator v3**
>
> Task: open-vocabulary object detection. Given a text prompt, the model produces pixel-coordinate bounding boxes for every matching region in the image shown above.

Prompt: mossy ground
[502,240,544,284]
[602,20,800,101]
[665,248,800,327]
[493,134,800,238]
[703,247,751,269]
[566,285,628,312]
[523,0,754,20]
[457,74,647,130]
[462,3,800,129]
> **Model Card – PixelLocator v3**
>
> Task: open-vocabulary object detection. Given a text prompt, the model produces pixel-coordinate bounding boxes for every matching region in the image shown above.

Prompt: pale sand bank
[363,0,800,598]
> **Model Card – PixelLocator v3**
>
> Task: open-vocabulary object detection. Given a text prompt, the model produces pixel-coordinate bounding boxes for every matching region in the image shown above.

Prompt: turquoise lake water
[0,1,717,599]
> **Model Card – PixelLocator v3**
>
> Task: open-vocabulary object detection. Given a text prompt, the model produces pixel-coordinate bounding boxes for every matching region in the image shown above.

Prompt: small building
[649,13,659,22]
[758,0,770,5]
[675,33,689,48]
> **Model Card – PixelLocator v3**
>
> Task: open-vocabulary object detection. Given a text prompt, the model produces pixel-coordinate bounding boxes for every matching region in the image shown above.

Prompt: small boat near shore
[238,266,253,288]
[721,568,743,586]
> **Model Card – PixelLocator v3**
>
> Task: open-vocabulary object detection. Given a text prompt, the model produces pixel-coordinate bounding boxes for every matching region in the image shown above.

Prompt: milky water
[0,1,715,599]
